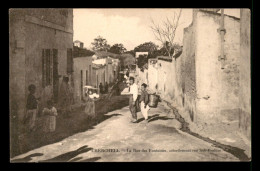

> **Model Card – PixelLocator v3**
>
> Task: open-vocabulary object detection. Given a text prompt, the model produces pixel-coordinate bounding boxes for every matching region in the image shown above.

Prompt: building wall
[175,22,197,121]
[239,9,251,139]
[9,11,27,143]
[111,58,120,82]
[73,57,92,103]
[106,58,114,84]
[148,59,158,93]
[10,9,73,119]
[93,67,106,91]
[156,59,177,102]
[9,8,73,156]
[195,10,240,122]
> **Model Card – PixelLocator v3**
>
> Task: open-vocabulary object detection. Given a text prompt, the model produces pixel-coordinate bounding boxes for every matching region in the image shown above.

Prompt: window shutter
[53,49,59,103]
[46,49,51,85]
[50,49,53,85]
[42,49,46,88]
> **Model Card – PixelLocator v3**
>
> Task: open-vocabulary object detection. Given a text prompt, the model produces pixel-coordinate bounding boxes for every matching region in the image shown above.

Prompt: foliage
[119,53,135,68]
[73,46,95,57]
[156,42,182,57]
[109,43,127,54]
[134,42,158,57]
[150,9,182,58]
[137,54,148,71]
[125,50,135,57]
[91,36,110,51]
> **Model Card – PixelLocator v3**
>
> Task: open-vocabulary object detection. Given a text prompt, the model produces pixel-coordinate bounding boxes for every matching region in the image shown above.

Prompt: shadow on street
[10,153,44,163]
[39,145,97,162]
[135,114,159,123]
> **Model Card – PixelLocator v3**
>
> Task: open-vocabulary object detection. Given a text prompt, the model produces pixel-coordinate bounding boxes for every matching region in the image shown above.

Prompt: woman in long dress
[84,90,95,118]
[42,100,58,133]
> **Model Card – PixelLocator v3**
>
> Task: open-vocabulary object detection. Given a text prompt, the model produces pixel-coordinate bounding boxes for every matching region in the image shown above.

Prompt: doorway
[80,70,83,100]
[52,49,59,103]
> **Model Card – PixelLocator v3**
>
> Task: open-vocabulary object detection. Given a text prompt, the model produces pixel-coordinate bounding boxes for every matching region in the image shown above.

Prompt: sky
[73,8,240,51]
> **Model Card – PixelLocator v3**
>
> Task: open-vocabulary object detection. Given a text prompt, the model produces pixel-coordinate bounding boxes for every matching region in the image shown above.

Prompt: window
[42,49,53,87]
[89,65,92,85]
[67,48,73,74]
[81,70,83,100]
[96,75,98,88]
[86,70,88,85]
[52,49,59,103]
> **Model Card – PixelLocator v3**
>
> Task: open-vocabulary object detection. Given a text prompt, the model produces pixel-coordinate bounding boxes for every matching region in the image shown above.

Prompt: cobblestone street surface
[11,102,241,162]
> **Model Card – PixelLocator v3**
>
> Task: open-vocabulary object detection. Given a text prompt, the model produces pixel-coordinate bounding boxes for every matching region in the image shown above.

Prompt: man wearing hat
[128,77,138,123]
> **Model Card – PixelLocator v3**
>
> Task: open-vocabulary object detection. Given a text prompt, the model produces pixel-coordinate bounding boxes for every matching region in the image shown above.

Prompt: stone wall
[147,59,158,93]
[239,9,251,140]
[175,22,197,122]
[9,8,73,121]
[156,59,177,102]
[195,10,240,122]
[9,11,27,123]
[9,8,73,156]
[73,57,93,103]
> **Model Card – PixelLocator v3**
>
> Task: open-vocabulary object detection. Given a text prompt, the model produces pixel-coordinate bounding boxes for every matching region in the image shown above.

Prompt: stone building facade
[9,8,73,156]
[137,9,250,140]
[175,9,241,123]
[73,56,93,103]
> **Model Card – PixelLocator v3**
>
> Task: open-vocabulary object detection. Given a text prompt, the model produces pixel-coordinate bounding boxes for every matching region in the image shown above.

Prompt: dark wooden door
[53,49,59,103]
[81,70,83,100]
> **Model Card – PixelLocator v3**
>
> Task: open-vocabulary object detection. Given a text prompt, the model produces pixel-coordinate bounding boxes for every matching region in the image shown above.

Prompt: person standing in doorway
[128,77,138,123]
[25,84,40,132]
[139,83,150,123]
[59,76,72,118]
[104,82,109,94]
[99,83,104,94]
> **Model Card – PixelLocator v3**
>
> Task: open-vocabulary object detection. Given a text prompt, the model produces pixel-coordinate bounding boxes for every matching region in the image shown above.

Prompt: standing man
[99,83,104,94]
[104,82,109,94]
[25,84,40,132]
[128,77,138,123]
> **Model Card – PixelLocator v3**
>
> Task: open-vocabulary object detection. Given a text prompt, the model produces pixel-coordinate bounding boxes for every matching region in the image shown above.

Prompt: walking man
[128,77,138,123]
[139,83,150,123]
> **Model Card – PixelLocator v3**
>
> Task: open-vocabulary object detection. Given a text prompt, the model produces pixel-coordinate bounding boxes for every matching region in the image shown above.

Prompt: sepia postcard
[9,8,251,162]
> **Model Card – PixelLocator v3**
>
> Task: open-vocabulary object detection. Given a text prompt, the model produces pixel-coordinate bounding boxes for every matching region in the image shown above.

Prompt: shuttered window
[67,48,73,74]
[42,49,57,88]
[86,70,88,85]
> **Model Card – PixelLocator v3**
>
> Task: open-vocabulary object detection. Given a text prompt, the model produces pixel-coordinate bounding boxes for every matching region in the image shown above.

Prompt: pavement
[11,102,241,162]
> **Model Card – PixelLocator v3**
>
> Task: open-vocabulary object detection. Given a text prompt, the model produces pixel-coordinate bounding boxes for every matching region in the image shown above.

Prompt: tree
[91,36,110,52]
[156,42,182,57]
[109,43,127,54]
[133,42,159,58]
[150,9,182,58]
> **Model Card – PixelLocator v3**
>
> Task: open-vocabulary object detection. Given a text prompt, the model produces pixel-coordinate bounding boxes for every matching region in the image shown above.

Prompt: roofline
[198,9,240,21]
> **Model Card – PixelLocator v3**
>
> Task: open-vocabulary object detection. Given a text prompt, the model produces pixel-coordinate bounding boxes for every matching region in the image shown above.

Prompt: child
[42,100,58,133]
[25,84,40,132]
[139,83,150,123]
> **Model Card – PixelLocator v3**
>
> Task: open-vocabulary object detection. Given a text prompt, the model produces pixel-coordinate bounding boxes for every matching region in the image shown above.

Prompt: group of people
[24,76,73,134]
[127,77,150,123]
[99,82,109,94]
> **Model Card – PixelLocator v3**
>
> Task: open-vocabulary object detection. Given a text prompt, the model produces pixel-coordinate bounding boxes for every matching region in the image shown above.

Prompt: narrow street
[9,9,251,164]
[11,102,239,162]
